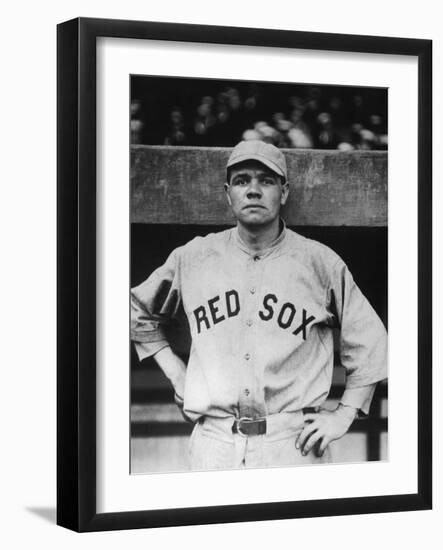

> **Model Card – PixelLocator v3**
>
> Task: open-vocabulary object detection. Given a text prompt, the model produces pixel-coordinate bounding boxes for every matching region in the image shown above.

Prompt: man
[131,140,387,470]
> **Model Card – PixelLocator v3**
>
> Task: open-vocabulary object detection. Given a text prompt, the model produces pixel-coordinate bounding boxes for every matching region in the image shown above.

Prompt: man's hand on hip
[295,404,357,457]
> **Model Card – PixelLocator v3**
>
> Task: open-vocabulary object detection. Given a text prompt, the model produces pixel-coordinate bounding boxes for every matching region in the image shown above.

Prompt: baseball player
[131,140,387,470]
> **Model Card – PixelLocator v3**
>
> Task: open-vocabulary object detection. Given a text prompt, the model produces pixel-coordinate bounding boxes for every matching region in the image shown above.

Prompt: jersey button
[244,389,250,396]
[244,353,251,360]
[250,287,256,294]
[246,319,253,327]
[253,255,260,261]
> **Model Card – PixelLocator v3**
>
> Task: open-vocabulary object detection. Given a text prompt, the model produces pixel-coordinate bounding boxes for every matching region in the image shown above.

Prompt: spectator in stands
[315,112,340,149]
[288,108,313,148]
[224,87,246,143]
[191,98,217,146]
[242,129,262,141]
[274,119,293,148]
[303,86,322,128]
[213,103,234,146]
[164,107,188,146]
[358,129,377,150]
[130,99,144,145]
[243,84,262,127]
[256,123,279,145]
[350,94,367,127]
[368,114,388,150]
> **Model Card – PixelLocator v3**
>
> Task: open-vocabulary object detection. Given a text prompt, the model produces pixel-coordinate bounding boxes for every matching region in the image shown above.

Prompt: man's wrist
[335,402,358,422]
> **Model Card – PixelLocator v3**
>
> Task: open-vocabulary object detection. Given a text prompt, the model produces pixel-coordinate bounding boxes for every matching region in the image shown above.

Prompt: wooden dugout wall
[131,145,387,226]
[130,145,388,472]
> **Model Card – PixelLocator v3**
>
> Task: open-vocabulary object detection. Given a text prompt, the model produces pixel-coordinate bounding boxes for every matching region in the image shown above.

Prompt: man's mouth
[243,204,265,210]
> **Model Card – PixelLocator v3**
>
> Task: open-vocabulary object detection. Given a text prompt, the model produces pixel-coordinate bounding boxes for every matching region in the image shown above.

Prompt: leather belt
[232,417,267,436]
[232,407,317,437]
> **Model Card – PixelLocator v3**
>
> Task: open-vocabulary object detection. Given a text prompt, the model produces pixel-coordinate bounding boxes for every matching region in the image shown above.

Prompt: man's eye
[234,178,247,186]
[263,178,276,185]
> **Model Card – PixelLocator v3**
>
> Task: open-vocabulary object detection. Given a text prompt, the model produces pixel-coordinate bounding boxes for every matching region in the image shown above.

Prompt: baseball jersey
[131,224,387,424]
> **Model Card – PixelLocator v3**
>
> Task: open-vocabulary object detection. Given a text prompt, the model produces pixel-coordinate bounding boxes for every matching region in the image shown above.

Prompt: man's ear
[280,181,290,205]
[224,182,232,206]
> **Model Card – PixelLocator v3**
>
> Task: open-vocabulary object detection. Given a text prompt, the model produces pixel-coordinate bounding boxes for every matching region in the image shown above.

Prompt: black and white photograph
[129,75,389,474]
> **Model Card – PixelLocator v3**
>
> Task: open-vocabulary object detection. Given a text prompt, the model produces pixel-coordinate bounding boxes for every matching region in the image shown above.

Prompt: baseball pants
[188,411,331,471]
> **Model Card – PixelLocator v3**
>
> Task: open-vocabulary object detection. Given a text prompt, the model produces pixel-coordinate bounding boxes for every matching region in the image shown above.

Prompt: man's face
[224,160,289,228]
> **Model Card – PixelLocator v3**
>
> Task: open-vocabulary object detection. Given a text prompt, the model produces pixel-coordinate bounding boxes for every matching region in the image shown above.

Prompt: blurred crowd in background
[131,77,387,151]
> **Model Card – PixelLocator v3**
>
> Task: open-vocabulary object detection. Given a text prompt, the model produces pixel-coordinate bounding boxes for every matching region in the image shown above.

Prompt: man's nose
[246,179,262,197]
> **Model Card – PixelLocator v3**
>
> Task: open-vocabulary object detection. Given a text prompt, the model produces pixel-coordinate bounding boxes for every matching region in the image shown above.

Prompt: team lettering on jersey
[193,290,315,340]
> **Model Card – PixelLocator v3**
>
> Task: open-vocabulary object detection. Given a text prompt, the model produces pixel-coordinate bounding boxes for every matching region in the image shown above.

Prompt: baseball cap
[226,140,287,180]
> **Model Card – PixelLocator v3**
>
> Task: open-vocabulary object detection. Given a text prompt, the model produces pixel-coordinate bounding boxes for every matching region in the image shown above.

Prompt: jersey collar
[232,219,287,259]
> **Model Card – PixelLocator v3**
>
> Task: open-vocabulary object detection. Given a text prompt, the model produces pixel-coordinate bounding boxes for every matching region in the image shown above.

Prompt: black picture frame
[57,17,432,532]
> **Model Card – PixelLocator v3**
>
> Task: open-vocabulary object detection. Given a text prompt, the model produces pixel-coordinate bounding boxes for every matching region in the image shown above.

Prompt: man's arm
[150,345,187,403]
[296,258,387,458]
[131,248,186,400]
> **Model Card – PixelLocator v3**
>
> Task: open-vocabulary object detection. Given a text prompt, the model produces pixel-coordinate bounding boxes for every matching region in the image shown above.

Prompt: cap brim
[227,153,286,178]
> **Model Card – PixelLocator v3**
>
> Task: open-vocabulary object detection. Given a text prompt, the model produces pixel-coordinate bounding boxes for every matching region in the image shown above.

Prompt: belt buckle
[236,416,253,437]
[235,416,267,436]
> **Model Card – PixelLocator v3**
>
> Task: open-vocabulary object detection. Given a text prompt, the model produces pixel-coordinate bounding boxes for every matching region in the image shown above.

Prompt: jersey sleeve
[328,259,387,390]
[340,383,377,416]
[130,248,182,359]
